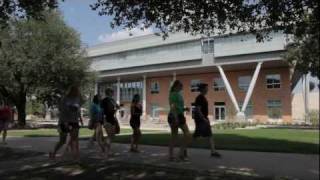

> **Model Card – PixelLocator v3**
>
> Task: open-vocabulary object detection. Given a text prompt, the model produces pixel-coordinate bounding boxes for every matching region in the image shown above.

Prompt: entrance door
[214,102,225,121]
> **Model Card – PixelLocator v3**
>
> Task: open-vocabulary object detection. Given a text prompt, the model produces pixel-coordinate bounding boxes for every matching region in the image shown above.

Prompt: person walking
[89,95,106,155]
[129,94,142,152]
[0,103,13,145]
[49,86,83,160]
[193,83,221,157]
[168,80,191,161]
[101,88,120,156]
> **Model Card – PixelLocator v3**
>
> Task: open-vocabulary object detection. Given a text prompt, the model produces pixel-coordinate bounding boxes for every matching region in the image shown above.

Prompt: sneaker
[211,152,221,158]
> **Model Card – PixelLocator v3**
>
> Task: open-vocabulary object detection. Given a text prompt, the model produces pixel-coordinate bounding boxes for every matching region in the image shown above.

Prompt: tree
[0,11,91,126]
[91,0,319,75]
[0,0,60,27]
[283,14,319,78]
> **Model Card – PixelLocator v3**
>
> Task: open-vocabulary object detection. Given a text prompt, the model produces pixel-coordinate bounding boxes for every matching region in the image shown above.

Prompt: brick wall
[145,67,292,123]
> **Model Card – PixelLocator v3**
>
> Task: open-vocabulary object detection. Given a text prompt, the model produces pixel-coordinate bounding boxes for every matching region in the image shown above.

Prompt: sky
[58,0,153,47]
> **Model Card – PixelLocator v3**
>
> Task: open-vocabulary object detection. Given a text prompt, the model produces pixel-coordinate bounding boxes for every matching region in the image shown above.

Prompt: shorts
[0,120,9,130]
[59,122,79,133]
[130,116,141,129]
[105,115,117,125]
[193,121,212,138]
[167,113,186,127]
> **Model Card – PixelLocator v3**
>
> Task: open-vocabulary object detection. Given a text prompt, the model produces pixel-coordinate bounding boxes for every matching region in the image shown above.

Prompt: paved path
[2,137,319,180]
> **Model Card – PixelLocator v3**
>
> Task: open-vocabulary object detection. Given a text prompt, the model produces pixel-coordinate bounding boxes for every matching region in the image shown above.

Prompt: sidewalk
[2,137,319,180]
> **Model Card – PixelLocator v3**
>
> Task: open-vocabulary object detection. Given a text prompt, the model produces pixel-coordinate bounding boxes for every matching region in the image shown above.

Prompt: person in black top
[193,83,221,157]
[130,94,143,152]
[100,88,120,156]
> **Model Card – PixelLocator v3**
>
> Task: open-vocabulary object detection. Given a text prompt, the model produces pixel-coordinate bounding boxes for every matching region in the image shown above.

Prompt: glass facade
[202,38,214,54]
[98,81,143,102]
[98,82,117,99]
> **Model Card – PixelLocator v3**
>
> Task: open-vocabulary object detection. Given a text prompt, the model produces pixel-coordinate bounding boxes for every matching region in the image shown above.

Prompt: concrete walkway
[2,137,319,180]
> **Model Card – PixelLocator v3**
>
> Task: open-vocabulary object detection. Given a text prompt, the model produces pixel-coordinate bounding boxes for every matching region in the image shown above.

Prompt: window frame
[201,38,214,54]
[150,81,160,94]
[239,101,253,119]
[238,75,252,91]
[213,77,225,91]
[267,100,282,120]
[266,74,281,89]
[214,102,226,121]
[190,79,202,92]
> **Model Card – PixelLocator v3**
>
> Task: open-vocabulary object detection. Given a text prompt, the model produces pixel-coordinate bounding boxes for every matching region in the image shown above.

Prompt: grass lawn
[7,128,319,154]
[113,128,319,154]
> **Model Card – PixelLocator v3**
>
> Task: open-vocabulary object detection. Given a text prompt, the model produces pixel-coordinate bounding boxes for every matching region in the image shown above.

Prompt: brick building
[87,32,294,124]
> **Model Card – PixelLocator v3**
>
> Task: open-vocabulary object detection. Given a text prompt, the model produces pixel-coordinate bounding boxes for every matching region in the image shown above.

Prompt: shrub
[309,110,319,126]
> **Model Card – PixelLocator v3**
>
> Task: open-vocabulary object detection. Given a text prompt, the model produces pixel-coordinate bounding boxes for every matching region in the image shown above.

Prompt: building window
[202,38,214,54]
[191,79,202,92]
[213,77,225,91]
[267,100,282,119]
[151,81,160,94]
[239,101,253,119]
[214,102,226,121]
[120,81,143,102]
[238,76,252,91]
[98,82,117,99]
[266,74,281,89]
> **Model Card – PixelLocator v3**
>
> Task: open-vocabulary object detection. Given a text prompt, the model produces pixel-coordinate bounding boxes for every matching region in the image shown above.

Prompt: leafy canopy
[0,11,91,108]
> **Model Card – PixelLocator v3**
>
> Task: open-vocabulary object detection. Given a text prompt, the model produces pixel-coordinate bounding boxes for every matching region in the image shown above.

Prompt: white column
[217,66,240,113]
[304,74,310,123]
[143,75,147,117]
[116,77,120,105]
[94,83,98,94]
[241,62,263,113]
[173,72,176,81]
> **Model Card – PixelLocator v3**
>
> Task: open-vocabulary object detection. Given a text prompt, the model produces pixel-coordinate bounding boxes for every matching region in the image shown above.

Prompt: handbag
[88,119,94,130]
[114,116,120,134]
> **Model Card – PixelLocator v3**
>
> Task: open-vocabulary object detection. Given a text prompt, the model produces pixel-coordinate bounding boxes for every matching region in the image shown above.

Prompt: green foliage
[26,99,43,115]
[309,110,319,126]
[213,122,257,130]
[283,13,320,78]
[91,1,318,39]
[0,11,93,125]
[0,0,60,27]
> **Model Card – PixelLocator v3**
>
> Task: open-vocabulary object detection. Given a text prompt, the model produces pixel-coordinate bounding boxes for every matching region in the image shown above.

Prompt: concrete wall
[88,32,287,73]
[292,92,319,121]
[214,32,287,57]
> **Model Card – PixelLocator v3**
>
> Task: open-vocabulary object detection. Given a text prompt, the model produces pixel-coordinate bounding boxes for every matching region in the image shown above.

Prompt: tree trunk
[17,95,27,127]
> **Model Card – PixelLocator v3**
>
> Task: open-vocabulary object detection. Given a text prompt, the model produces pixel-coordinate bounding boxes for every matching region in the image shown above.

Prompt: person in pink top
[0,103,13,145]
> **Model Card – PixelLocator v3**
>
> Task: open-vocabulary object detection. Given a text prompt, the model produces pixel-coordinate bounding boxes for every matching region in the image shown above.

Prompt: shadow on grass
[114,133,319,154]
